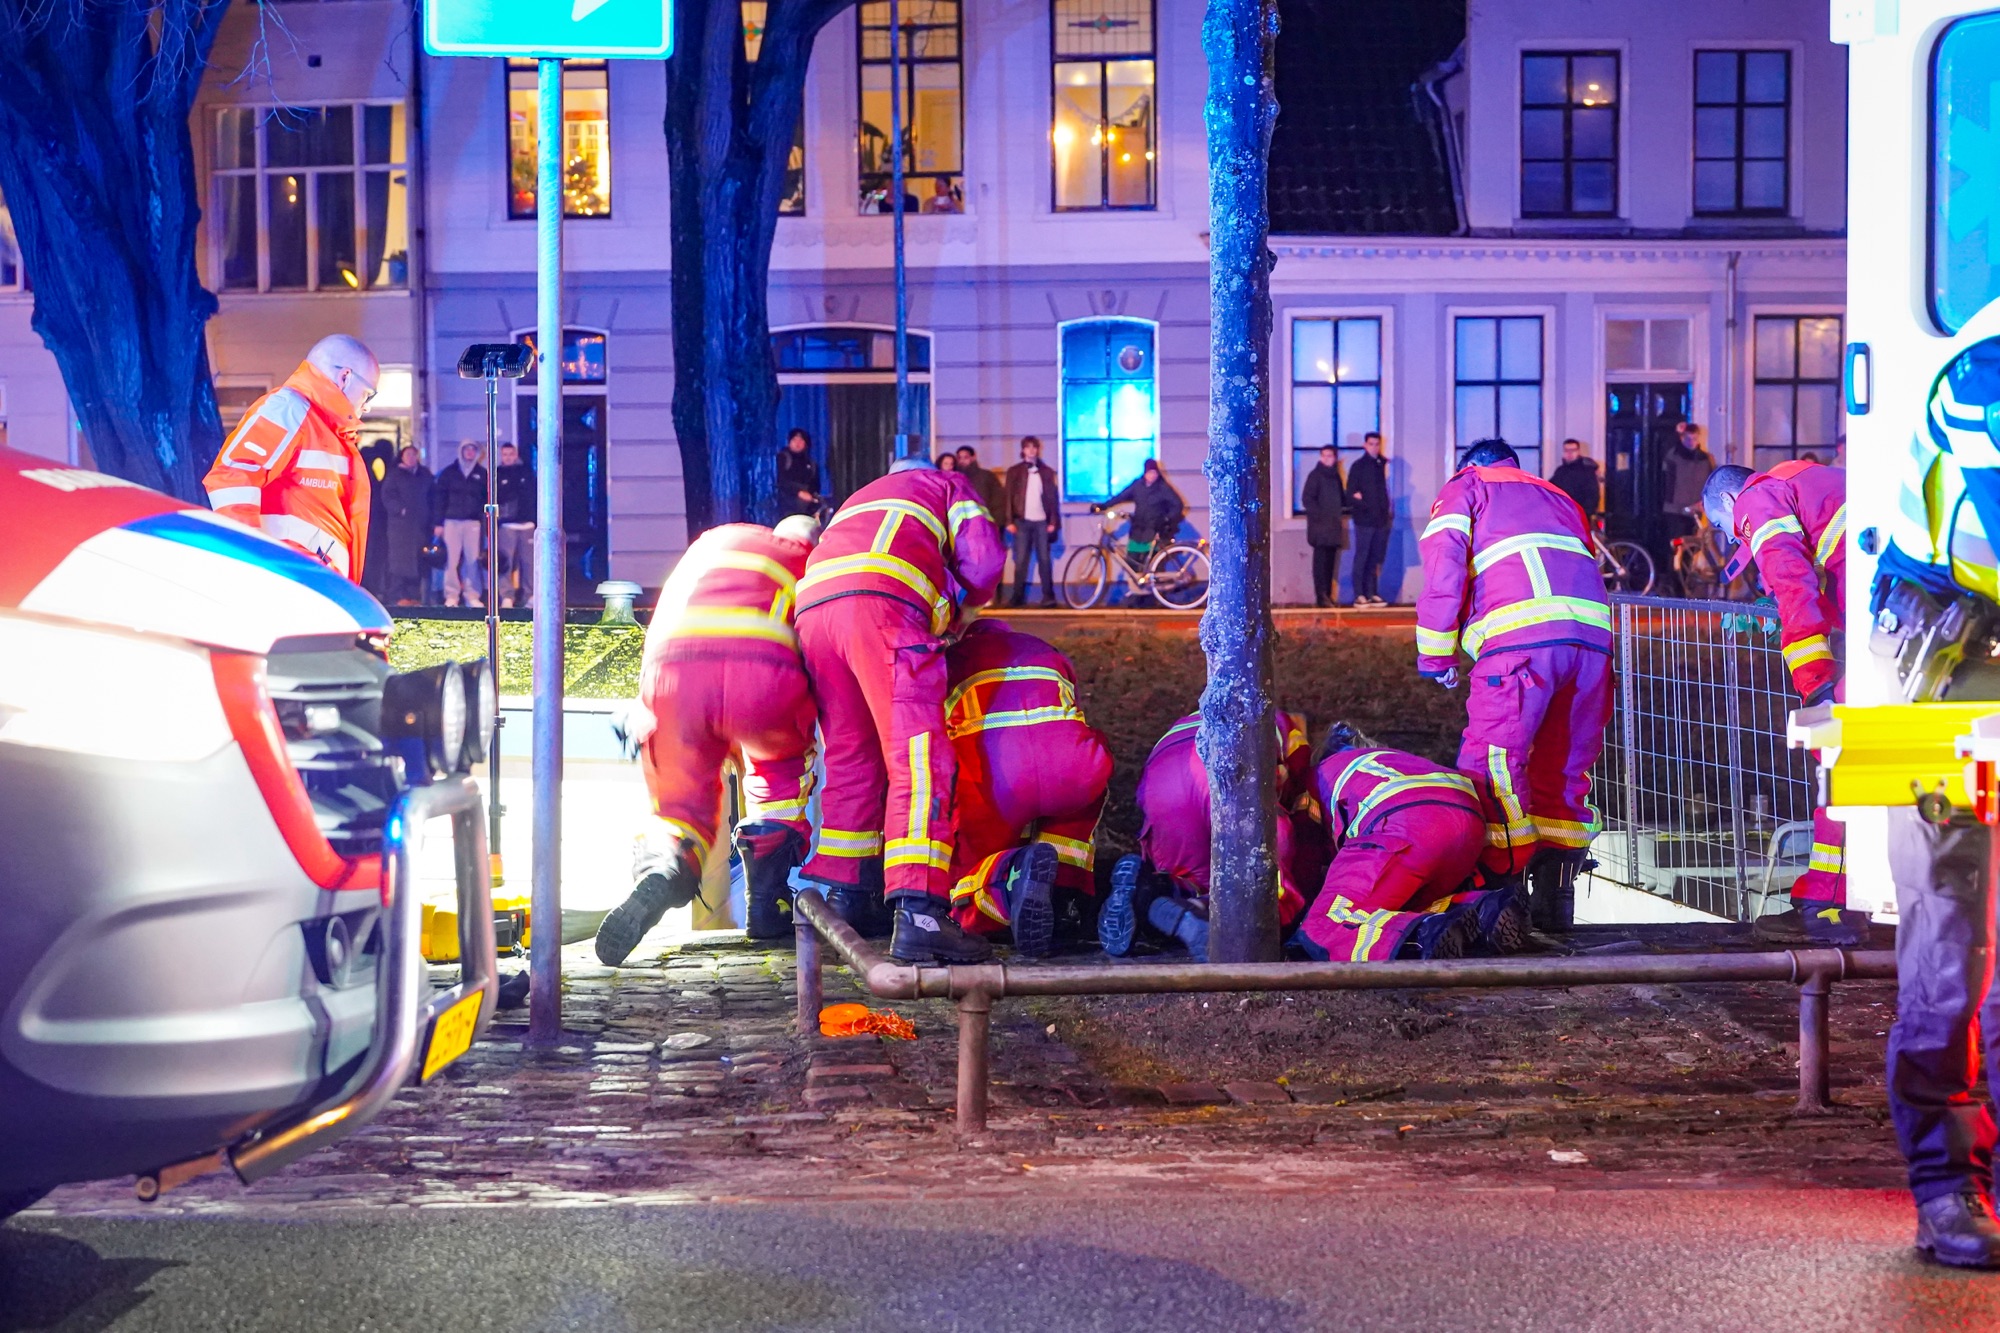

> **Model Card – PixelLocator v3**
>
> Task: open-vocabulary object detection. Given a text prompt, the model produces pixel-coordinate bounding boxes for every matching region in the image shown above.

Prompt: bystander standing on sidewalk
[1551,438,1603,518]
[956,444,1009,526]
[1004,436,1061,607]
[778,428,822,518]
[1345,431,1392,605]
[435,439,489,607]
[1300,445,1347,607]
[379,445,436,606]
[495,442,536,608]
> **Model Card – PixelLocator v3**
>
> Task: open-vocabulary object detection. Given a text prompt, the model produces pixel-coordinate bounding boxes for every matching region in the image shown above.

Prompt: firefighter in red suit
[595,517,823,966]
[944,618,1112,956]
[1098,710,1330,961]
[1417,438,1613,932]
[1703,460,1864,946]
[795,456,1008,964]
[1299,723,1529,961]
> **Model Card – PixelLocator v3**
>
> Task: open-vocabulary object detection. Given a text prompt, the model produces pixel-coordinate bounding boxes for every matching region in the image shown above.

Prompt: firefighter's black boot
[1006,843,1060,958]
[1527,849,1588,934]
[596,857,702,966]
[1098,854,1156,957]
[1916,1189,2000,1269]
[1474,882,1532,955]
[889,899,996,964]
[827,856,894,938]
[737,822,807,941]
[1398,903,1479,960]
[1146,894,1210,963]
[1752,905,1871,948]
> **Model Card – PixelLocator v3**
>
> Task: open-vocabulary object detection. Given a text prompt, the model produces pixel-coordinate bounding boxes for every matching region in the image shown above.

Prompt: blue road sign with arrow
[425,0,673,59]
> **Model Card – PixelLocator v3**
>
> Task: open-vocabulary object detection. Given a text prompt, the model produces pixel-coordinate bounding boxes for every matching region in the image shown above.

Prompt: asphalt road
[7,1187,1999,1333]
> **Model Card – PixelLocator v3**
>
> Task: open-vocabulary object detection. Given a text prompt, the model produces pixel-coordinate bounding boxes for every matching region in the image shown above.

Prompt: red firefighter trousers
[950,720,1112,933]
[1794,677,1846,908]
[798,594,957,900]
[1457,644,1613,875]
[640,646,817,869]
[1301,803,1488,961]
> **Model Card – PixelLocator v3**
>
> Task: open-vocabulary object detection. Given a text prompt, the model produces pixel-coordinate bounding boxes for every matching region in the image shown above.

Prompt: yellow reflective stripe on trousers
[1485,745,1534,847]
[1469,531,1590,574]
[1750,514,1806,555]
[948,705,1088,739]
[1039,833,1094,868]
[886,837,952,869]
[796,551,953,631]
[1808,842,1844,875]
[1815,505,1846,568]
[817,827,884,857]
[654,817,715,864]
[1782,635,1833,669]
[1352,772,1477,827]
[1462,596,1611,656]
[659,607,797,646]
[1422,512,1472,540]
[1321,895,1399,961]
[944,665,1076,723]
[890,731,945,870]
[1535,815,1595,848]
[747,795,811,822]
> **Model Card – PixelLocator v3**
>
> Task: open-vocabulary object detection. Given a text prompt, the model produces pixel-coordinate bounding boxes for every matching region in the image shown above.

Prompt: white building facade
[0,0,1847,601]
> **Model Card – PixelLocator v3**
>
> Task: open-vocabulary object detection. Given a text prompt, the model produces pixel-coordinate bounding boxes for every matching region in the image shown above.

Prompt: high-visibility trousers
[797,594,956,900]
[1793,677,1846,909]
[1457,643,1614,875]
[949,720,1111,933]
[1301,802,1487,961]
[639,646,816,864]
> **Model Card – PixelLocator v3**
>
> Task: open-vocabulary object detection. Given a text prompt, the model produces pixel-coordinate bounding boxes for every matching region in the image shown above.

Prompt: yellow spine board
[1809,703,1998,808]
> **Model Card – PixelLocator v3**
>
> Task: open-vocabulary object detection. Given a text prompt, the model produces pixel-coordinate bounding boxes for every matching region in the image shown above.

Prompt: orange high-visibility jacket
[1415,464,1611,674]
[202,362,371,582]
[642,523,814,670]
[1730,460,1846,698]
[795,467,1006,632]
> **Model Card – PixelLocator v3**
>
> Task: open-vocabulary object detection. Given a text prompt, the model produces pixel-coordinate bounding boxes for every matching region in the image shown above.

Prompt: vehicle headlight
[460,658,496,771]
[381,661,468,778]
[0,612,231,762]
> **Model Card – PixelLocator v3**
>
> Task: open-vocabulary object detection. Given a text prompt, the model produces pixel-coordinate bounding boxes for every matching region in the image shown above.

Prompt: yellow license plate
[420,990,483,1083]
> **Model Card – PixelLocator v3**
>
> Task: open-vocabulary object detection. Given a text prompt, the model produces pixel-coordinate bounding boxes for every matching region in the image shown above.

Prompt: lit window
[1932,14,2000,333]
[1060,318,1157,501]
[1520,51,1619,217]
[858,0,963,214]
[1454,316,1544,474]
[1693,50,1790,216]
[507,61,611,219]
[0,193,19,291]
[741,2,807,215]
[1052,0,1156,210]
[1752,315,1843,470]
[1288,317,1380,513]
[214,104,409,293]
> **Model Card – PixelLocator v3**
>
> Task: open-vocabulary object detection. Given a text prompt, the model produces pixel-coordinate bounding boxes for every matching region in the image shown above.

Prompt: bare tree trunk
[666,0,849,533]
[0,1,228,500]
[1198,0,1281,964]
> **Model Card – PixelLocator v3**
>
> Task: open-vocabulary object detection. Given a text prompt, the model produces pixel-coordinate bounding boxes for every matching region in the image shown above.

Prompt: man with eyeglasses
[203,334,382,584]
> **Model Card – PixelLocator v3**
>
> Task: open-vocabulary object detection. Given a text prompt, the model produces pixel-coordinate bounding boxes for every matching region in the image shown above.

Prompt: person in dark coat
[778,429,822,517]
[379,445,436,606]
[1300,445,1348,607]
[355,437,396,601]
[1550,438,1603,519]
[1098,458,1187,561]
[1003,436,1061,606]
[1344,432,1393,605]
[955,445,1009,526]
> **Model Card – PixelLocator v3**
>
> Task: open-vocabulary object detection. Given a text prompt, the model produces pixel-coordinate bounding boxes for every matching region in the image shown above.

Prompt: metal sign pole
[482,372,505,882]
[889,0,912,459]
[528,55,567,1043]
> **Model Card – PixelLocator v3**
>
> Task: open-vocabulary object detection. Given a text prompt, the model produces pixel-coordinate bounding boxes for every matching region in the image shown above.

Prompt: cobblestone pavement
[30,933,1909,1220]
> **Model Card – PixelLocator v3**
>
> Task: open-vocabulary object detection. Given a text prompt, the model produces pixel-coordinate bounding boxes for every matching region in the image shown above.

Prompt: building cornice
[1270,236,1846,264]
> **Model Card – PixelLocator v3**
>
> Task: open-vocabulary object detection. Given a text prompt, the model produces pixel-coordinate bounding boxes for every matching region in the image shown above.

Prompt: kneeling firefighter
[1299,723,1528,961]
[1100,710,1329,961]
[596,516,823,966]
[944,618,1112,956]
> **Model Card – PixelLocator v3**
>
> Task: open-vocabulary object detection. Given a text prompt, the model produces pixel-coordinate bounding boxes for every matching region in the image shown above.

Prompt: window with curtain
[1520,51,1619,217]
[1454,315,1544,474]
[1051,0,1156,210]
[1752,315,1844,470]
[742,2,807,215]
[1693,50,1790,216]
[1060,319,1158,501]
[1288,316,1381,513]
[507,60,611,219]
[1932,13,2000,333]
[214,103,409,292]
[858,0,963,214]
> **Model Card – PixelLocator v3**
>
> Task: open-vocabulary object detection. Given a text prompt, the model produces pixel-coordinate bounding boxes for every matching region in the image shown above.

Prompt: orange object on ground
[817,1003,917,1039]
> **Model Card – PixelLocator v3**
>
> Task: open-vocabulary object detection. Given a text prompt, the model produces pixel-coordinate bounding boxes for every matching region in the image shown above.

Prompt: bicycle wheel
[1148,544,1211,609]
[1059,545,1109,609]
[1606,541,1655,595]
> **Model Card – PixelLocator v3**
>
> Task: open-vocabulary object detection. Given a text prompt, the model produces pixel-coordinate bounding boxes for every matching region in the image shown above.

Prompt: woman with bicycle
[1095,458,1186,564]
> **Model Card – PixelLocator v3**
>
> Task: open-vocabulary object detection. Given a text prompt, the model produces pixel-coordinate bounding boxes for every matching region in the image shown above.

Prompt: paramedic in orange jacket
[795,456,1008,965]
[202,335,379,583]
[944,618,1112,957]
[594,517,823,965]
[1417,438,1613,933]
[1703,459,1865,947]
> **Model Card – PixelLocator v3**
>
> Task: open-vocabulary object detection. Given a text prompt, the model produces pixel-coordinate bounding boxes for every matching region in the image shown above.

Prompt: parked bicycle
[1590,516,1655,594]
[1672,509,1756,599]
[1059,504,1212,609]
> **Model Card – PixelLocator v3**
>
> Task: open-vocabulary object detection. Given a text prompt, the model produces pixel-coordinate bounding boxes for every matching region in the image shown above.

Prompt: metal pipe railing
[793,889,1894,1131]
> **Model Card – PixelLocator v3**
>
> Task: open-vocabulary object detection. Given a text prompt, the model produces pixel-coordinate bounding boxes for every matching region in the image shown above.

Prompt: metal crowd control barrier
[793,890,1894,1133]
[1591,594,1817,921]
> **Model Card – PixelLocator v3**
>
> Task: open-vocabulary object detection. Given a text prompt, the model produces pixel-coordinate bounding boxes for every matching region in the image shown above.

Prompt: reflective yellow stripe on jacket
[796,551,955,634]
[944,666,1086,738]
[1815,504,1846,568]
[1462,596,1612,658]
